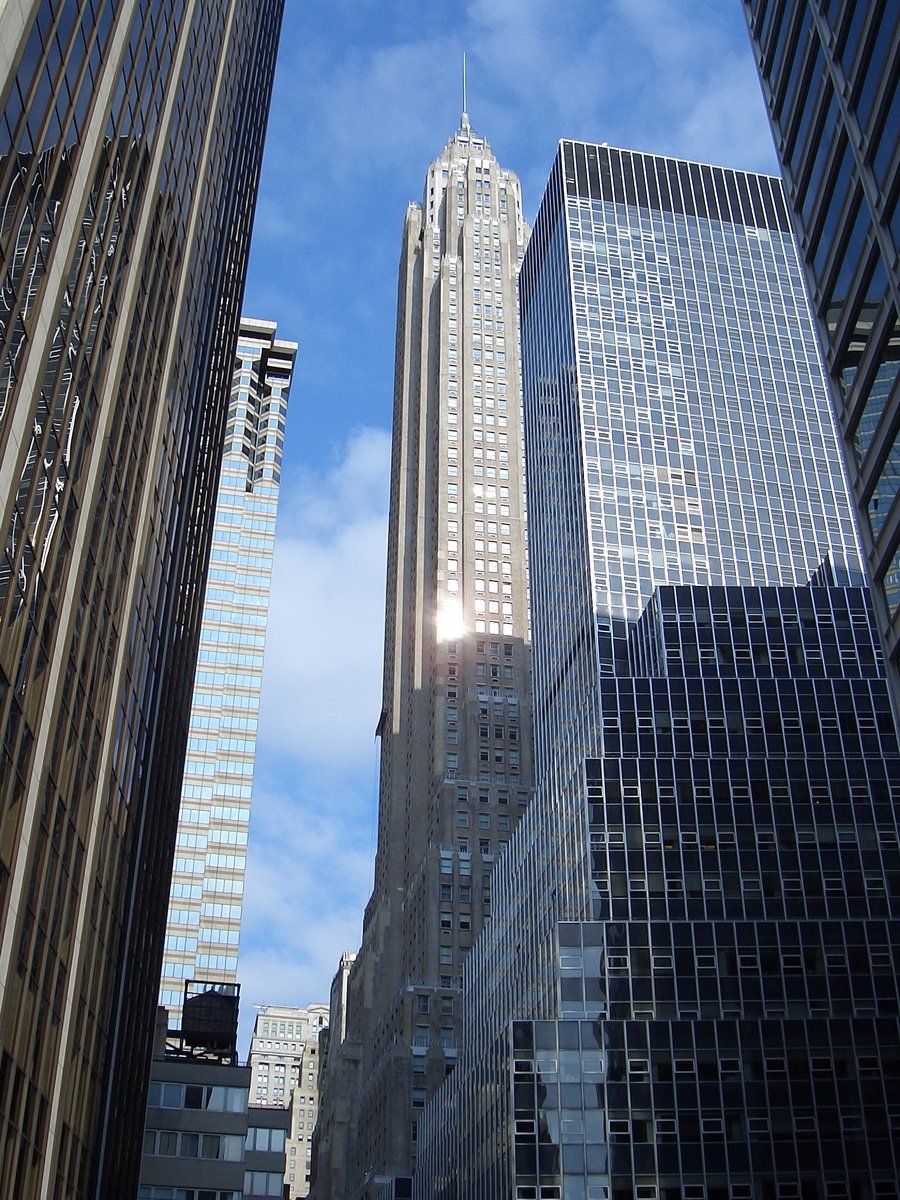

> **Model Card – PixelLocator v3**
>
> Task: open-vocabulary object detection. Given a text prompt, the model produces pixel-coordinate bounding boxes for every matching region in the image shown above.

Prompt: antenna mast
[461,52,469,128]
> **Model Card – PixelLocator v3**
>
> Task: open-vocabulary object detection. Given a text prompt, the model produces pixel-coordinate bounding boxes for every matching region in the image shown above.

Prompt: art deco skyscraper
[316,117,533,1196]
[0,3,284,1197]
[159,318,295,1025]
[416,143,900,1198]
[742,1,900,713]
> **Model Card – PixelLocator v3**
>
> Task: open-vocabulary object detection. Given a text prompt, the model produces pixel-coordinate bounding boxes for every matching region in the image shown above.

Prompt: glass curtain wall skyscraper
[0,3,284,1197]
[159,318,295,1025]
[314,118,533,1197]
[415,143,900,1199]
[742,0,900,713]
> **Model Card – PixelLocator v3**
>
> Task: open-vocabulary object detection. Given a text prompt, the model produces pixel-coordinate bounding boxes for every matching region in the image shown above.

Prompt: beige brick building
[249,1002,329,1197]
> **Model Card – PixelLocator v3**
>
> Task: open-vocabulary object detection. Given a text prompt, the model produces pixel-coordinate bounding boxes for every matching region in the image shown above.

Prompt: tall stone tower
[316,118,533,1196]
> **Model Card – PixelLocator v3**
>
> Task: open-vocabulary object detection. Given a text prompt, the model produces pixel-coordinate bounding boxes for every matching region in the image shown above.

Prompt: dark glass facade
[509,579,900,1199]
[414,143,900,1199]
[0,2,284,1197]
[743,0,900,716]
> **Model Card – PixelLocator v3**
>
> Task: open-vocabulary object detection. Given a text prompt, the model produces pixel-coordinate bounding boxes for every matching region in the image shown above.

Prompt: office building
[743,0,900,713]
[310,951,356,1200]
[159,318,296,1024]
[0,2,285,1197]
[140,988,290,1200]
[248,1002,329,1197]
[314,116,533,1195]
[415,143,900,1198]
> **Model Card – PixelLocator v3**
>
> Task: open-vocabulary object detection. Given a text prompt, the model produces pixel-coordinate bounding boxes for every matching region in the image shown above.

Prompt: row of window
[143,1130,243,1160]
[243,1173,283,1198]
[456,811,512,831]
[245,1126,285,1152]
[147,1082,247,1113]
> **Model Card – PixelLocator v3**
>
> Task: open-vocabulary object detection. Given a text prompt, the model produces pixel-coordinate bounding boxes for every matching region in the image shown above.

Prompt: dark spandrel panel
[559,141,793,233]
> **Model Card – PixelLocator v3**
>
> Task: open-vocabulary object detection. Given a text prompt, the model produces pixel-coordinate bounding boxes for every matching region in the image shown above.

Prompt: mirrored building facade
[415,143,900,1199]
[159,318,295,1025]
[742,0,900,716]
[0,2,284,1197]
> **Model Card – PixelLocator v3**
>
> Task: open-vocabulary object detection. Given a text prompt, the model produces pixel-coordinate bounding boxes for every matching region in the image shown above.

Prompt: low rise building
[139,984,289,1200]
[249,1002,329,1196]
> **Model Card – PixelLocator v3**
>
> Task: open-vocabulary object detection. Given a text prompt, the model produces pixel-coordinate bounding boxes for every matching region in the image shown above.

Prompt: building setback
[314,117,533,1195]
[159,318,296,1024]
[415,142,900,1198]
[0,2,284,1197]
[743,0,900,715]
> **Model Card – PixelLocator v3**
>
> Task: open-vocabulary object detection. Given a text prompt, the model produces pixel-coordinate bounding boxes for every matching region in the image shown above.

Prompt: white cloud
[257,426,391,768]
[238,771,374,1049]
[235,429,390,1048]
[602,0,777,172]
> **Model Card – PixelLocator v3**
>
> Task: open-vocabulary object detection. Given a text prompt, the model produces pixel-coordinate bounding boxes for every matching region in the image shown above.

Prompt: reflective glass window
[822,191,867,334]
[867,430,900,539]
[838,2,868,76]
[851,311,899,463]
[838,267,889,399]
[811,141,852,283]
[883,544,900,616]
[798,90,836,225]
[789,45,824,161]
[855,7,896,131]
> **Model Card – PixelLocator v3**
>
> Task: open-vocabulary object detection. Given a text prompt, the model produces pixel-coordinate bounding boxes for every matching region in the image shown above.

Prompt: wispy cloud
[239,769,375,1044]
[257,426,390,767]
[603,0,777,172]
[236,428,390,1048]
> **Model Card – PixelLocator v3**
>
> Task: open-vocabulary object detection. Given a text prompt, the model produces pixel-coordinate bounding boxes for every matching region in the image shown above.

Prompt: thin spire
[461,52,469,129]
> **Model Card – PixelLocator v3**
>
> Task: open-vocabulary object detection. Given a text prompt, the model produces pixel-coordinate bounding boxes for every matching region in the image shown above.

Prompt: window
[246,1127,286,1152]
[144,1130,243,1160]
[244,1171,285,1197]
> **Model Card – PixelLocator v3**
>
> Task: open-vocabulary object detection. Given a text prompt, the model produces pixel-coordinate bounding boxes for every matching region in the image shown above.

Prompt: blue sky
[234,0,780,1045]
